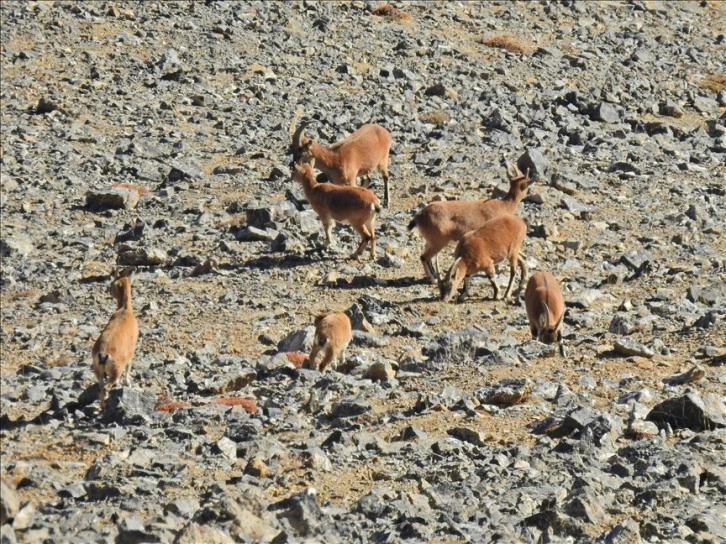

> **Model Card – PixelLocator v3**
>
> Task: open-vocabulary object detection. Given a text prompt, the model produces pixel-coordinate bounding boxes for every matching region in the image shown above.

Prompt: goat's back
[456,214,527,263]
[525,271,564,323]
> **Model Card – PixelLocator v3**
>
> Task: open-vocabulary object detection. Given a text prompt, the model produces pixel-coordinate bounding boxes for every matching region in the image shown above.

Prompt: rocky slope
[1,1,725,542]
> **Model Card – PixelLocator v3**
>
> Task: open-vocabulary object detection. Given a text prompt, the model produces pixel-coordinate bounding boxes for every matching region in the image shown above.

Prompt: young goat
[91,268,139,409]
[408,163,531,281]
[525,271,566,357]
[309,311,352,372]
[436,214,528,303]
[290,120,392,207]
[292,159,381,261]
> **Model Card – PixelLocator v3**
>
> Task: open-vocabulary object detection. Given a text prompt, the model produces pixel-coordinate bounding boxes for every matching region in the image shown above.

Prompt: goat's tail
[407,215,418,231]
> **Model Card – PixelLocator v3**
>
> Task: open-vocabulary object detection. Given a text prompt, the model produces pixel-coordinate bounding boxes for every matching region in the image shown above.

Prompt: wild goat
[289,119,392,207]
[91,268,139,409]
[309,312,352,372]
[408,163,531,281]
[292,159,381,261]
[436,214,528,303]
[525,271,566,357]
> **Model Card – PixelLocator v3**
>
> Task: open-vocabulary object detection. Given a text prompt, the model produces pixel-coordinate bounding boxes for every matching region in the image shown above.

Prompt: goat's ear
[308,157,316,168]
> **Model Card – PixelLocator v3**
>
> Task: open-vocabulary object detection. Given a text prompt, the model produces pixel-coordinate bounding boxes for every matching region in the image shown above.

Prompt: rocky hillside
[1,1,725,542]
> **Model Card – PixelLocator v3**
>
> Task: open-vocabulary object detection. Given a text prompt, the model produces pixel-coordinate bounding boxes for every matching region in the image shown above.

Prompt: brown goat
[290,121,392,207]
[292,159,381,261]
[309,312,353,372]
[408,163,531,281]
[525,271,566,356]
[91,268,139,409]
[436,214,528,303]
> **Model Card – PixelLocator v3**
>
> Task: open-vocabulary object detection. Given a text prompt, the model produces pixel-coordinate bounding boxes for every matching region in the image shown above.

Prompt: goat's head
[437,257,464,301]
[537,302,564,345]
[506,162,533,193]
[291,158,316,182]
[288,119,313,166]
[109,266,134,301]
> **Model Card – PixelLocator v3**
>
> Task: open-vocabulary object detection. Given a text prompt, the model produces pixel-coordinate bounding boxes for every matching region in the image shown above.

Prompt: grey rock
[0,235,34,257]
[591,102,620,123]
[613,339,655,359]
[202,368,257,394]
[516,148,551,182]
[269,488,333,538]
[0,481,19,525]
[101,388,158,425]
[447,427,486,447]
[277,327,314,353]
[117,245,170,266]
[474,378,532,406]
[330,396,371,419]
[85,187,140,210]
[646,392,726,431]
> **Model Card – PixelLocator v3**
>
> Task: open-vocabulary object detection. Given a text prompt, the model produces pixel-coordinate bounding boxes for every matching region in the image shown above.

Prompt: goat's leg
[421,243,446,282]
[456,276,472,303]
[321,218,334,248]
[517,254,528,291]
[380,162,390,208]
[308,345,321,371]
[318,346,334,372]
[483,264,500,300]
[351,224,372,260]
[124,361,133,386]
[366,217,377,261]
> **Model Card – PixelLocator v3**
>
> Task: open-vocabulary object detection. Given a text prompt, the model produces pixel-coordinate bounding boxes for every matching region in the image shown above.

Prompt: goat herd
[91,120,567,408]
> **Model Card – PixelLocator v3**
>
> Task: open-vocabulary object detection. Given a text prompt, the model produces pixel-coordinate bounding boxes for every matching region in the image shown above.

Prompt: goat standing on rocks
[436,214,528,303]
[292,159,381,261]
[525,271,567,357]
[91,268,139,409]
[309,312,352,372]
[409,163,531,281]
[289,119,392,207]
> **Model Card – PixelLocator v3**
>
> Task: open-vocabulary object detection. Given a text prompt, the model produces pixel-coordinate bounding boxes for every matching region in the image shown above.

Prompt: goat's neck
[308,141,338,174]
[297,173,318,200]
[117,285,133,312]
[504,182,526,206]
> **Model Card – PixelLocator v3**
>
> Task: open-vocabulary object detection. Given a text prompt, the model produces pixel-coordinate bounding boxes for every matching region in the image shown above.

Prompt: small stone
[0,480,19,525]
[474,378,532,406]
[245,457,269,478]
[613,339,654,358]
[85,187,140,210]
[591,102,620,123]
[363,361,395,380]
[663,365,705,385]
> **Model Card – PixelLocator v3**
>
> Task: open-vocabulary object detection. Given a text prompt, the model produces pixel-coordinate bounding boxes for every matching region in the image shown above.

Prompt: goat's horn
[291,119,311,150]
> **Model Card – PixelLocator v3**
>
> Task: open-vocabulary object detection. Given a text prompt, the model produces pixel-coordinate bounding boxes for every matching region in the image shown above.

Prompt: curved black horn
[291,119,312,150]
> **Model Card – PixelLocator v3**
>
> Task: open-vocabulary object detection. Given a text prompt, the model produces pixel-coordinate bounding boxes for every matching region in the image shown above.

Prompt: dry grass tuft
[372,4,412,22]
[212,397,257,413]
[111,182,150,195]
[285,351,308,369]
[156,399,191,413]
[483,35,529,55]
[420,110,451,125]
[700,73,726,93]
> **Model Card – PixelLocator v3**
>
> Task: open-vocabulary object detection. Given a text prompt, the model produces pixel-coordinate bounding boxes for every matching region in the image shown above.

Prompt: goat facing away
[435,214,528,303]
[525,271,566,357]
[290,120,392,207]
[292,159,381,261]
[91,267,139,409]
[309,311,353,372]
[408,162,531,281]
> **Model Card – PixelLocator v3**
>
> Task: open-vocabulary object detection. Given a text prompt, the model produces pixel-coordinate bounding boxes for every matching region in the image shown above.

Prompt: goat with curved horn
[288,116,392,207]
